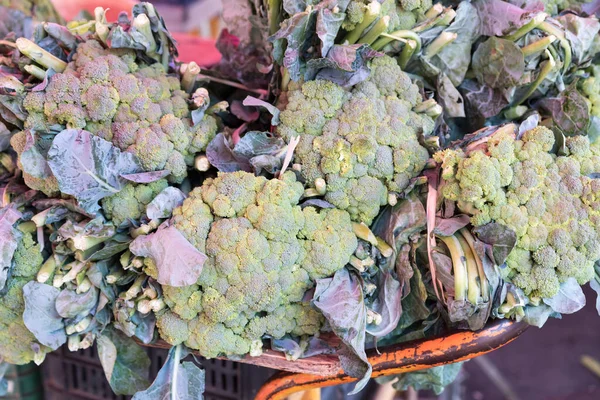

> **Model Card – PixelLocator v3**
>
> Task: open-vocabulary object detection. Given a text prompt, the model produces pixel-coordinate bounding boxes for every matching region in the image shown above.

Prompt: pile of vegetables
[1,0,600,397]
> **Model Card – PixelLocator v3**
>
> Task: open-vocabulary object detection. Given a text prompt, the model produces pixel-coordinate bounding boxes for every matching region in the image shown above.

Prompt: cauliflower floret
[159,172,358,358]
[278,55,433,224]
[101,179,168,226]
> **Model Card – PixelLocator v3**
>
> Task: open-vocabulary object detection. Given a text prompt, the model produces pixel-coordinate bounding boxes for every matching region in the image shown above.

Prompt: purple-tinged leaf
[19,130,53,179]
[0,207,21,291]
[130,224,207,287]
[146,187,187,220]
[230,100,260,123]
[313,268,371,394]
[206,133,253,173]
[121,170,170,184]
[22,282,66,350]
[474,0,541,37]
[300,199,336,209]
[434,215,471,237]
[47,129,141,214]
[316,7,345,57]
[243,96,280,125]
[535,83,590,136]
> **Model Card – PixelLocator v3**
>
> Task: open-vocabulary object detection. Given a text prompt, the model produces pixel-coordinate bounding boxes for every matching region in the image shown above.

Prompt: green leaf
[315,7,345,57]
[22,282,66,350]
[392,362,465,395]
[543,278,586,314]
[132,345,205,400]
[523,304,555,327]
[130,224,207,287]
[472,37,525,89]
[97,328,151,395]
[313,268,371,394]
[55,287,99,319]
[0,207,21,291]
[47,129,141,214]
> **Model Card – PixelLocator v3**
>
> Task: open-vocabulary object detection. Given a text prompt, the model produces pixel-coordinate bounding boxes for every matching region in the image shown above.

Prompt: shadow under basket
[40,345,275,400]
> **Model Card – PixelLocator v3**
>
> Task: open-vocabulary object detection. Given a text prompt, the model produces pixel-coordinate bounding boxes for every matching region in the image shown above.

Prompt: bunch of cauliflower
[12,39,218,195]
[277,55,434,225]
[435,126,600,299]
[153,171,358,358]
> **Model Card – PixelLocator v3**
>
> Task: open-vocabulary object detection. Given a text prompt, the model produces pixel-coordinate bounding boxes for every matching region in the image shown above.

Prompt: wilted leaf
[315,7,345,57]
[47,129,141,214]
[206,133,252,173]
[437,74,465,118]
[460,79,510,129]
[434,215,470,237]
[130,224,207,287]
[543,278,586,314]
[523,304,555,327]
[0,207,21,291]
[473,223,517,265]
[97,328,151,395]
[313,268,371,394]
[243,96,280,125]
[366,271,402,338]
[472,37,525,89]
[559,14,600,65]
[306,44,379,87]
[146,187,187,220]
[22,282,66,350]
[19,130,54,179]
[132,345,204,400]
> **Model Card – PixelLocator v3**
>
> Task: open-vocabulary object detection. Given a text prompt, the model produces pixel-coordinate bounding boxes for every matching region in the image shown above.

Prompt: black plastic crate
[41,345,273,400]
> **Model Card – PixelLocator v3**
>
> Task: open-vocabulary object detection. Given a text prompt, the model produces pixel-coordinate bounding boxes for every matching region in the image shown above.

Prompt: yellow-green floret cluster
[154,171,358,358]
[14,39,218,192]
[435,126,600,299]
[0,224,50,364]
[277,56,434,225]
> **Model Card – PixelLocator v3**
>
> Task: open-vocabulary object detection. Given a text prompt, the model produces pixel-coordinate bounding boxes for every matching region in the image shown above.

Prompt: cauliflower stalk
[154,171,358,358]
[435,126,600,299]
[278,56,433,224]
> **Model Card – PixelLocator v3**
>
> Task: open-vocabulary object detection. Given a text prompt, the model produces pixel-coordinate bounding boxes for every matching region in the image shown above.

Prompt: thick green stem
[269,0,282,35]
[413,8,455,33]
[460,228,489,301]
[372,30,421,52]
[16,38,67,72]
[357,16,390,46]
[512,50,556,106]
[503,12,547,41]
[37,256,57,283]
[414,98,438,113]
[352,222,378,246]
[133,14,158,55]
[538,21,571,74]
[182,62,201,93]
[521,35,556,57]
[423,31,457,58]
[344,1,381,45]
[24,64,47,80]
[503,105,528,120]
[398,39,418,69]
[439,235,468,302]
[457,231,482,304]
[424,3,444,19]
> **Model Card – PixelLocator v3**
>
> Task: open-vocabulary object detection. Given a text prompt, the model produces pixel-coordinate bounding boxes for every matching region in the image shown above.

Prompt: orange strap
[256,319,528,400]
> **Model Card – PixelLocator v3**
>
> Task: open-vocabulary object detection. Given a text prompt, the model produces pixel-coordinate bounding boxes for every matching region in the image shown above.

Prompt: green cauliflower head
[101,179,168,227]
[0,226,51,364]
[20,39,218,185]
[277,55,433,224]
[436,126,600,299]
[157,171,358,358]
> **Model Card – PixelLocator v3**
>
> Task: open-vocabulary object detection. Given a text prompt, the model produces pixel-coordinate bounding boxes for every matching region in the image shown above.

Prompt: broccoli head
[277,56,433,224]
[435,126,600,299]
[20,39,218,185]
[0,225,50,364]
[155,171,358,358]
